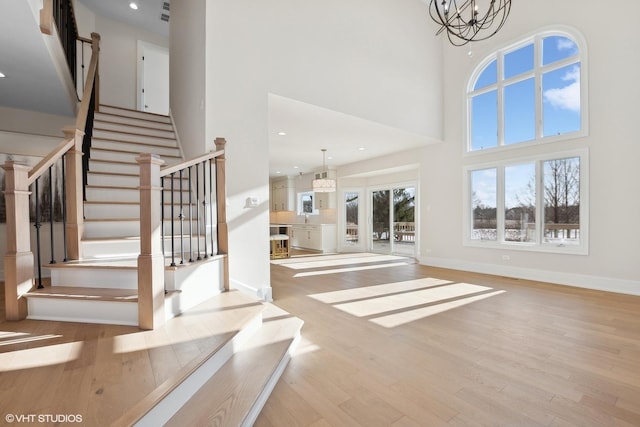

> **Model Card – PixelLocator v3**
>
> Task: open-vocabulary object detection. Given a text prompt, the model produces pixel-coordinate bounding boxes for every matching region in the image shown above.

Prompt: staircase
[24,104,222,326]
[20,105,304,424]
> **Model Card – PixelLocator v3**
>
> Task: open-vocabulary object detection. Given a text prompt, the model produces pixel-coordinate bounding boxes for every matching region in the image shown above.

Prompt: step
[111,291,267,426]
[93,129,178,147]
[94,112,174,131]
[46,258,138,288]
[91,138,181,157]
[25,286,138,325]
[86,185,189,203]
[81,235,215,261]
[84,202,200,221]
[131,304,303,427]
[83,219,213,239]
[88,159,140,175]
[91,146,182,164]
[164,305,303,427]
[94,121,176,139]
[86,168,189,187]
[99,105,172,124]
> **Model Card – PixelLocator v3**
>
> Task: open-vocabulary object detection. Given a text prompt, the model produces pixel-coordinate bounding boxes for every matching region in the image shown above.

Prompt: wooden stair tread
[92,137,179,149]
[165,309,303,427]
[45,257,139,269]
[25,286,138,301]
[111,291,266,427]
[100,104,171,120]
[94,126,177,141]
[91,146,181,158]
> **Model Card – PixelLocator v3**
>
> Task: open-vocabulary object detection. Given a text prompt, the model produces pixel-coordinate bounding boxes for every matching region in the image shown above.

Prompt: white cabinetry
[313,191,336,209]
[290,224,337,253]
[271,178,294,212]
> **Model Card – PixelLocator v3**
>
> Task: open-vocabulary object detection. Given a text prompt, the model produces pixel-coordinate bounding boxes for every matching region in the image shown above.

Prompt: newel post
[214,138,229,291]
[2,162,33,321]
[137,153,165,330]
[63,127,85,260]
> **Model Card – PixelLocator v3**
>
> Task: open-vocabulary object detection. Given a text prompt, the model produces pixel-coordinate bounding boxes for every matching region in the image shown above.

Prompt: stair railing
[137,138,229,330]
[40,0,79,88]
[1,33,100,321]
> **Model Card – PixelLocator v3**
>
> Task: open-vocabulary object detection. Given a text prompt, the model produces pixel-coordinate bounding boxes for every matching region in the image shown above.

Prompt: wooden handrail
[76,33,101,130]
[160,149,224,177]
[27,137,74,186]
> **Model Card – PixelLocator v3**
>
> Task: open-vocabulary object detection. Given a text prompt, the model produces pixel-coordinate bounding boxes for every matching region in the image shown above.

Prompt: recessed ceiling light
[0,71,6,78]
[293,166,299,169]
[358,147,366,151]
[327,156,333,160]
[278,131,286,136]
[275,170,281,174]
[129,2,139,10]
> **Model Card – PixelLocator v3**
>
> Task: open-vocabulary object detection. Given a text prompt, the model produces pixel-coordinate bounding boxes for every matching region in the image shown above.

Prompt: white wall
[94,15,168,109]
[418,0,640,294]
[189,0,442,299]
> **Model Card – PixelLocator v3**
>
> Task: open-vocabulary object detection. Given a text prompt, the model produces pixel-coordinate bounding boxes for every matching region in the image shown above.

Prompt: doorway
[137,41,169,115]
[370,186,416,256]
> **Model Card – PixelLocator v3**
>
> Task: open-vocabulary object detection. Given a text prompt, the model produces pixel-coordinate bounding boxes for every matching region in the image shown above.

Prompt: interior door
[137,41,169,115]
[369,186,416,256]
[370,190,391,253]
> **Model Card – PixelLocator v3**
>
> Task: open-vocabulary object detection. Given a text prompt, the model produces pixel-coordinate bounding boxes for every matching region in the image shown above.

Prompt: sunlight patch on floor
[0,340,83,372]
[274,254,410,270]
[309,277,452,304]
[294,262,410,278]
[0,332,63,347]
[370,290,506,328]
[308,278,507,328]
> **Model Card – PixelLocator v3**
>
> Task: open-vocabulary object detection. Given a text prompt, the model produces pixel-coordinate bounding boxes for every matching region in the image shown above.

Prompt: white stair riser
[27,298,138,326]
[92,138,180,157]
[98,106,172,124]
[84,220,215,239]
[85,187,189,203]
[89,161,139,175]
[81,236,209,258]
[93,129,177,147]
[87,173,138,187]
[94,121,176,139]
[84,203,199,220]
[95,113,174,131]
[91,148,181,164]
[49,266,137,288]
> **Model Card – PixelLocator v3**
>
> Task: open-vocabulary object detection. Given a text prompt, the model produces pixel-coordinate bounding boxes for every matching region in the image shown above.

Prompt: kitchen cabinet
[313,191,336,209]
[290,224,337,252]
[271,177,294,212]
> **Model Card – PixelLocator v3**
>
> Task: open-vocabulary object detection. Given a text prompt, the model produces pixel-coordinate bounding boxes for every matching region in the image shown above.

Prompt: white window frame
[463,148,589,255]
[465,26,589,156]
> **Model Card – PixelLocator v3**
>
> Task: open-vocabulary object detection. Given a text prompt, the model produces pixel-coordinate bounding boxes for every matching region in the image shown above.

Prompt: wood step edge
[91,137,179,150]
[44,260,138,269]
[91,146,182,159]
[25,285,138,301]
[98,104,171,120]
[94,118,176,133]
[86,184,189,191]
[165,314,303,427]
[110,301,265,427]
[94,127,177,141]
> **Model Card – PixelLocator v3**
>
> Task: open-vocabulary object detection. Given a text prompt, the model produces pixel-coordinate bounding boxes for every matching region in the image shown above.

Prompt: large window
[465,150,588,254]
[468,32,585,151]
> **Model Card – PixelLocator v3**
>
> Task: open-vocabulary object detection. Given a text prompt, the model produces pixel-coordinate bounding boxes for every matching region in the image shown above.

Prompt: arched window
[468,31,586,151]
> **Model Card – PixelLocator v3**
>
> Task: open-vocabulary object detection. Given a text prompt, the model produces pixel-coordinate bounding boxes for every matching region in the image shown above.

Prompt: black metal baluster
[48,167,56,264]
[188,166,194,263]
[195,163,201,260]
[170,172,176,267]
[209,160,215,256]
[34,178,43,289]
[179,169,185,264]
[61,156,68,261]
[202,161,208,259]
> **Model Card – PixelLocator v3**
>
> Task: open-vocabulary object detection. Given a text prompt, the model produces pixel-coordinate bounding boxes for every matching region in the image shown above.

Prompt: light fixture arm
[429,0,511,46]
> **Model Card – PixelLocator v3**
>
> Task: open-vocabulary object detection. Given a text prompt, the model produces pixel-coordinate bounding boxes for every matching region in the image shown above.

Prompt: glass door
[370,186,416,256]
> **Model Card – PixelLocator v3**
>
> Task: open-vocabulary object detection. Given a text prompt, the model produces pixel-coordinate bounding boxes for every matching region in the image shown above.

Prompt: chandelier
[311,149,336,193]
[429,0,511,46]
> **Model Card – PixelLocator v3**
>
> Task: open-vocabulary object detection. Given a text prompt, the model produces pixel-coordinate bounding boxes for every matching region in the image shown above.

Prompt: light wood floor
[256,255,640,427]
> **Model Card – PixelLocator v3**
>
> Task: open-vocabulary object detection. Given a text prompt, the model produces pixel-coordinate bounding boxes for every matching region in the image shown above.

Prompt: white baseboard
[230,278,273,302]
[419,256,640,296]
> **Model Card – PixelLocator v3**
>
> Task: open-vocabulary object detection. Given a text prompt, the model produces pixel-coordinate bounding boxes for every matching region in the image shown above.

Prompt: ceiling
[0,1,76,116]
[78,0,170,37]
